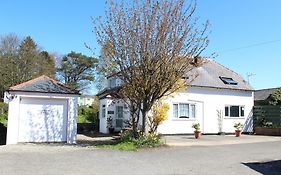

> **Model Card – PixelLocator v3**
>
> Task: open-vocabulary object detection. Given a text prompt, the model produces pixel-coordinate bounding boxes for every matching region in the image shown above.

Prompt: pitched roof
[9,75,79,95]
[97,86,121,99]
[185,59,253,91]
[254,88,280,101]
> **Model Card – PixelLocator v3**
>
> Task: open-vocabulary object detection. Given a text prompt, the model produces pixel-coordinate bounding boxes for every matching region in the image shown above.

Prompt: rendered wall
[99,87,254,134]
[158,87,254,134]
[6,92,78,144]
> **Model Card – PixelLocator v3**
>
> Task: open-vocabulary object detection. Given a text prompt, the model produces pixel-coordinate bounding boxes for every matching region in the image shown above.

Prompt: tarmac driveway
[0,135,281,175]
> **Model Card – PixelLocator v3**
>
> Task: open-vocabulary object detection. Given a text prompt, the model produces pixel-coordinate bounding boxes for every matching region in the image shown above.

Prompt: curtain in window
[190,104,195,118]
[179,104,189,117]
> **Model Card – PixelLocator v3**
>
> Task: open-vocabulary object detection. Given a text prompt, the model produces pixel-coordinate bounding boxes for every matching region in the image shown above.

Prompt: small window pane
[179,104,189,118]
[230,106,239,117]
[173,104,178,118]
[116,106,123,118]
[109,78,116,88]
[190,104,195,118]
[220,77,238,85]
[240,106,244,117]
[102,108,106,118]
[225,106,229,116]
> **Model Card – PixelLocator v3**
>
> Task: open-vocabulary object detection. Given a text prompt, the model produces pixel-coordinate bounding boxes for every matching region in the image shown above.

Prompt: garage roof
[9,75,79,95]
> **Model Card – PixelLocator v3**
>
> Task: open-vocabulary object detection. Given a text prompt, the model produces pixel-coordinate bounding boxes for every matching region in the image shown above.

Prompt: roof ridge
[9,75,80,94]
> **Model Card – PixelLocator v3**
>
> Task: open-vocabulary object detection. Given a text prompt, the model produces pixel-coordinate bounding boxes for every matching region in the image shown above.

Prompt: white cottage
[98,59,254,134]
[5,75,79,144]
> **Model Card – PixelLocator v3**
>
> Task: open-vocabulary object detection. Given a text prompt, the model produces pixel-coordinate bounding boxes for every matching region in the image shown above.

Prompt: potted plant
[234,122,243,137]
[192,123,201,139]
[107,116,114,134]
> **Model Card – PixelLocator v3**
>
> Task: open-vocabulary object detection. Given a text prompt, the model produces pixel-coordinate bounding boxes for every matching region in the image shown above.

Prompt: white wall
[158,86,254,134]
[6,92,78,144]
[99,98,108,134]
[99,86,254,135]
[99,98,131,134]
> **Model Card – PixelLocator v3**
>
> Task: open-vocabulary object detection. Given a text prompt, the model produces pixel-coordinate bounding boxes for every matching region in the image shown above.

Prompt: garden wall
[253,105,281,136]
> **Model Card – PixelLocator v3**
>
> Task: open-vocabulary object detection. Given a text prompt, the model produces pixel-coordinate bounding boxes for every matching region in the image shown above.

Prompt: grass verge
[97,142,138,151]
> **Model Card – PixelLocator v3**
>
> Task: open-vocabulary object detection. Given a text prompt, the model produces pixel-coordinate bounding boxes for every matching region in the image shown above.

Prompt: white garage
[5,75,79,144]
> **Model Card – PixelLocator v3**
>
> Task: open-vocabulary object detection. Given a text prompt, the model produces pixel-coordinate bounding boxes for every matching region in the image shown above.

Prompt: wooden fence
[253,105,281,127]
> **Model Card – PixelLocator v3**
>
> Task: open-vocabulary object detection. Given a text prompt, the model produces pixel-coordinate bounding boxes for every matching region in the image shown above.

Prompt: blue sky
[1,0,281,94]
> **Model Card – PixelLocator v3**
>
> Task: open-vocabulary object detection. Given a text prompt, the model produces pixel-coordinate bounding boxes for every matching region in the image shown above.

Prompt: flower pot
[194,131,201,139]
[235,130,241,137]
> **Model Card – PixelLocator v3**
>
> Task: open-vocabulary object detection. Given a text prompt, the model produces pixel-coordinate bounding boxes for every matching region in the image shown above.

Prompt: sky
[0,0,281,94]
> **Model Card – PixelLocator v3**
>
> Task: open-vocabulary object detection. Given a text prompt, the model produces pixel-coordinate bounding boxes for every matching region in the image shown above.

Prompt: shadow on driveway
[76,133,119,147]
[243,160,281,175]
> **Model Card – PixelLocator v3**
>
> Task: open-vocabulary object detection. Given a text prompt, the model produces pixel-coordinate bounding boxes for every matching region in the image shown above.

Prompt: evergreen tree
[57,51,97,91]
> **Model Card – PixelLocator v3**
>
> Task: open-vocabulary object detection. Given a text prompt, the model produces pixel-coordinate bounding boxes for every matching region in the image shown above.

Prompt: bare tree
[94,0,209,132]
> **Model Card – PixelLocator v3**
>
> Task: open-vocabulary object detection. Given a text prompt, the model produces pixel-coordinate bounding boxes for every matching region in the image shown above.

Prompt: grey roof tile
[9,75,79,95]
[185,59,253,91]
[254,88,280,101]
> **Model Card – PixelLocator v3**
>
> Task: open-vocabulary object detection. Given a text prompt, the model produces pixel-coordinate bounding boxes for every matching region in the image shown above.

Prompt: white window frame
[173,103,196,120]
[224,105,245,118]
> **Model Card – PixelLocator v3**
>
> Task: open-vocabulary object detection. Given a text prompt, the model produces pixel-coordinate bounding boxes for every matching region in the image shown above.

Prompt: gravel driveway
[0,136,281,175]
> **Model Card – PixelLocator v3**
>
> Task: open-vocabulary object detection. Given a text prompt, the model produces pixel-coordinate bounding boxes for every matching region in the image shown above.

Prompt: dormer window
[109,78,116,88]
[219,76,238,85]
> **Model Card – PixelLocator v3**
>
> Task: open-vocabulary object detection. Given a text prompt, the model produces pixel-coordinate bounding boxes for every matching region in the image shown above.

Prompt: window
[116,106,124,118]
[225,105,245,117]
[102,106,106,118]
[173,103,196,119]
[109,78,116,88]
[219,76,238,85]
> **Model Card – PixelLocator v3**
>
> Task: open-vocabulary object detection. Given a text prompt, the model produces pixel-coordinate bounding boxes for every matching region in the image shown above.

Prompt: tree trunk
[141,109,147,133]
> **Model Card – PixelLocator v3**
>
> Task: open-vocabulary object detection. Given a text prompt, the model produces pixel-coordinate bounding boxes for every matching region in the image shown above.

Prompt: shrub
[0,102,8,127]
[148,102,169,134]
[133,133,162,148]
[119,130,163,148]
[120,129,135,142]
[77,106,97,123]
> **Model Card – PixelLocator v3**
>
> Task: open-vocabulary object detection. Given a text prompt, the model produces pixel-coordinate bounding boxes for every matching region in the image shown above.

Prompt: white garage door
[18,97,68,142]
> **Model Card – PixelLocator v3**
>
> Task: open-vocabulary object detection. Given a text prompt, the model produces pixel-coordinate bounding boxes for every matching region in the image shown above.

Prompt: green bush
[119,129,135,142]
[119,130,163,148]
[97,130,163,151]
[0,102,8,127]
[77,106,97,123]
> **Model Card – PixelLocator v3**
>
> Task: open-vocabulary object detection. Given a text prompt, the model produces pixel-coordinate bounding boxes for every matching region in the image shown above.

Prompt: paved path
[0,136,281,175]
[163,134,281,146]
